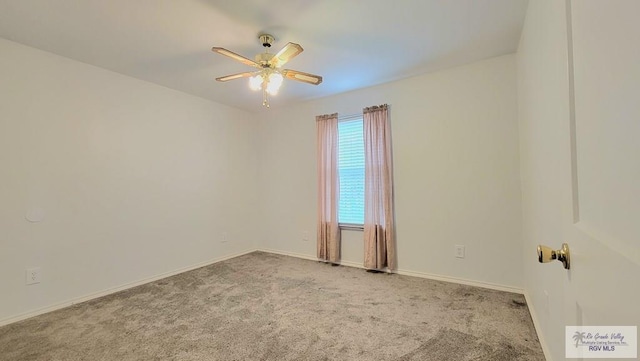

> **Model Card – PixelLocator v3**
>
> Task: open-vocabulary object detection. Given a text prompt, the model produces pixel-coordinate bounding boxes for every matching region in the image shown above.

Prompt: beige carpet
[0,252,544,360]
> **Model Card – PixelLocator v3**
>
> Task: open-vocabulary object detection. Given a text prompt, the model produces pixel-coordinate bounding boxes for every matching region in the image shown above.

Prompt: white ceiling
[0,0,529,113]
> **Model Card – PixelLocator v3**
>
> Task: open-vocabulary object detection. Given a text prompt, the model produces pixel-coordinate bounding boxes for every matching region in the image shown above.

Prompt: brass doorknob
[537,243,570,270]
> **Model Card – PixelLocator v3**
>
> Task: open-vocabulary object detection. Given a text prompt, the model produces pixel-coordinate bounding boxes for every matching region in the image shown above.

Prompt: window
[338,116,364,226]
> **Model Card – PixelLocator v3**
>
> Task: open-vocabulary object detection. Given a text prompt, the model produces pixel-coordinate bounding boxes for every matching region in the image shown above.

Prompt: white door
[562,0,639,358]
[518,1,639,359]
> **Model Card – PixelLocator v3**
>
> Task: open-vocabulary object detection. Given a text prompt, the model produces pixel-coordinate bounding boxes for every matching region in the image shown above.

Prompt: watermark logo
[566,326,637,358]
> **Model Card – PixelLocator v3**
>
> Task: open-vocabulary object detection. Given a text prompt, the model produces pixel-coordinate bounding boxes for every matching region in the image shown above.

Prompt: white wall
[0,38,259,323]
[258,54,523,289]
[518,1,640,360]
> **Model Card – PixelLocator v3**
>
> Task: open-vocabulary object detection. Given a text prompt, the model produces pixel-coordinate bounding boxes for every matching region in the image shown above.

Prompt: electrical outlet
[454,245,465,258]
[221,232,228,243]
[302,231,309,242]
[26,267,41,285]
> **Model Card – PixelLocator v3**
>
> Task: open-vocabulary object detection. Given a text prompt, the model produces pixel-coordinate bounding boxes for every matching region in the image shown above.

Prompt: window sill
[339,223,364,231]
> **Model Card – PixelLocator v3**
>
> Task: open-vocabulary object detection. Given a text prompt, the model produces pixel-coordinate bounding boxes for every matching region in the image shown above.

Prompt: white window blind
[338,117,365,225]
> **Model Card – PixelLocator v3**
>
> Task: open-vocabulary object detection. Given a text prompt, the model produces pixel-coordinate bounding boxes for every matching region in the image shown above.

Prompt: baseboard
[258,248,318,262]
[0,249,256,327]
[259,248,524,294]
[258,248,371,271]
[395,268,524,294]
[524,292,552,361]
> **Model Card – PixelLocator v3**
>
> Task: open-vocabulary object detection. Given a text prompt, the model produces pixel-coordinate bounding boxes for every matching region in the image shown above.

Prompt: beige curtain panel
[316,113,341,263]
[363,104,396,270]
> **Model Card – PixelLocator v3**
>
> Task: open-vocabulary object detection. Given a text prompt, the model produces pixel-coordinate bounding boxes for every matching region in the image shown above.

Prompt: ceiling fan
[212,34,323,108]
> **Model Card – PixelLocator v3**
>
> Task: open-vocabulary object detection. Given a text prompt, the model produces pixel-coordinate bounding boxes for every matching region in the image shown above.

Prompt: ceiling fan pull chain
[263,87,269,108]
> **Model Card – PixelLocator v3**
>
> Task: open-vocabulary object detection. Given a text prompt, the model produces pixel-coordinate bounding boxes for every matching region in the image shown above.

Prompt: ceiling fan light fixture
[266,72,283,95]
[249,74,263,91]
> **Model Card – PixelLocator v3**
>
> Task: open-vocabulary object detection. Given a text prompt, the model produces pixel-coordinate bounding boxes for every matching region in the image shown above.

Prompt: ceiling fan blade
[283,69,323,85]
[272,42,304,67]
[215,72,255,82]
[211,47,260,68]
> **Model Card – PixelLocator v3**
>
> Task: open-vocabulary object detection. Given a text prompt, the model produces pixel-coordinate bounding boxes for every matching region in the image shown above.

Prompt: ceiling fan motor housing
[255,52,274,67]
